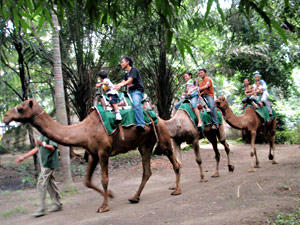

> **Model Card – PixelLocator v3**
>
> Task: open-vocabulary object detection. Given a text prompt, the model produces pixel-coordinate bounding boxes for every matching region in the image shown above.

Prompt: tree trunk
[51,11,73,187]
[156,22,173,119]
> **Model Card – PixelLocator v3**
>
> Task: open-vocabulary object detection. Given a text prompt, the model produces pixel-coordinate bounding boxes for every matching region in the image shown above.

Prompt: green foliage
[276,129,300,144]
[0,205,27,217]
[71,164,86,177]
[267,208,300,225]
[182,144,192,151]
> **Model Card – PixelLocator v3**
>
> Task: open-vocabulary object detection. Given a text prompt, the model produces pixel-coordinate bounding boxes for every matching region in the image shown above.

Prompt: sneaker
[32,209,46,217]
[136,125,145,132]
[48,204,63,212]
[116,113,122,121]
[197,122,203,128]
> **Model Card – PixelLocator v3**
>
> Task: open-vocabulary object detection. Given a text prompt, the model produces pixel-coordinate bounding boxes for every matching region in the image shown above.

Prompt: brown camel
[161,108,234,181]
[215,96,277,172]
[3,99,181,212]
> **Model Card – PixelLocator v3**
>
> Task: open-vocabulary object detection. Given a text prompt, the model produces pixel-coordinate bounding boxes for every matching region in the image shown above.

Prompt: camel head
[2,98,44,125]
[215,96,229,111]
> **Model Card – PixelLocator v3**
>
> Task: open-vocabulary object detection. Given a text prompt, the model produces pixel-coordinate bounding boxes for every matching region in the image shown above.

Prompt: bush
[276,130,300,144]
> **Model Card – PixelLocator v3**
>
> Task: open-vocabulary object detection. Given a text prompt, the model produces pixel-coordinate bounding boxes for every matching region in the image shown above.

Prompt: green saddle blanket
[94,105,158,135]
[178,103,222,129]
[244,105,276,122]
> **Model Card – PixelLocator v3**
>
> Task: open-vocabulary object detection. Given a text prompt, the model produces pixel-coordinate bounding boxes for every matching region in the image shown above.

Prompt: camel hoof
[254,164,261,168]
[228,165,235,172]
[248,168,256,172]
[272,160,278,164]
[128,197,140,204]
[211,173,220,178]
[268,154,274,160]
[171,189,182,195]
[97,206,109,213]
[200,178,208,183]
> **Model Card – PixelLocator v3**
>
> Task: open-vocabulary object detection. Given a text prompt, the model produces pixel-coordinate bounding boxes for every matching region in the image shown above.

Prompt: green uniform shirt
[39,136,59,169]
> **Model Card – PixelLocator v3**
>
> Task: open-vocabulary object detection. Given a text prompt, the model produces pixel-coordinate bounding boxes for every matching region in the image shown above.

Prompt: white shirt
[102,78,118,95]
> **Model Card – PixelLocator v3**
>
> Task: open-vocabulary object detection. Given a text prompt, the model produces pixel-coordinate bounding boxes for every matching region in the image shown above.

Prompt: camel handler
[15,135,62,217]
[198,69,218,129]
[115,56,145,132]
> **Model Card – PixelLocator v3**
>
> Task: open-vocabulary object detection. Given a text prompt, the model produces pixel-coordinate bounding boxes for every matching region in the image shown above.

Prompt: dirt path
[1,144,300,225]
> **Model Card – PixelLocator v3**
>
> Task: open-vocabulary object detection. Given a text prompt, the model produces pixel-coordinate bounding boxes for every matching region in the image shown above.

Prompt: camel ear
[29,100,34,108]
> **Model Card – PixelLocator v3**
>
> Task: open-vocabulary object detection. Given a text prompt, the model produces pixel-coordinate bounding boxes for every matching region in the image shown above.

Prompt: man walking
[15,135,62,217]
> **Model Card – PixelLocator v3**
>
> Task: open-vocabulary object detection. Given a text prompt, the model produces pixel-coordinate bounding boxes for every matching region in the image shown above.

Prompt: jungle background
[0,0,299,223]
[0,0,299,173]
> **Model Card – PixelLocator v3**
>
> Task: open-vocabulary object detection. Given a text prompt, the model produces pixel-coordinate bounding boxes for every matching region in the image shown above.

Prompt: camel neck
[31,111,95,148]
[221,105,247,130]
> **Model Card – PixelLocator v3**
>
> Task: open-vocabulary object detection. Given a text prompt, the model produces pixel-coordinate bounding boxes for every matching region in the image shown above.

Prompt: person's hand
[114,84,122,91]
[96,83,101,88]
[187,91,191,96]
[36,139,43,146]
[15,156,24,164]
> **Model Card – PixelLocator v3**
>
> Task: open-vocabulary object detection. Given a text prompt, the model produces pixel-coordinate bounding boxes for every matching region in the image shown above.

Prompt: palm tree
[51,10,73,187]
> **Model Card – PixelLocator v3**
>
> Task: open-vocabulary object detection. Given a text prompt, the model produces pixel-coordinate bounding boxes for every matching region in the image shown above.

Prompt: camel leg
[169,140,183,190]
[193,139,208,182]
[164,142,182,195]
[220,139,234,172]
[254,146,260,168]
[268,119,278,164]
[217,124,234,172]
[207,134,220,178]
[84,154,113,198]
[96,152,110,213]
[128,144,153,203]
[269,135,278,164]
[249,131,258,172]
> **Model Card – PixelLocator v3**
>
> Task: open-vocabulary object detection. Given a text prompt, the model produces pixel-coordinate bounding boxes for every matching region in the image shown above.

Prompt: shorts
[107,94,120,105]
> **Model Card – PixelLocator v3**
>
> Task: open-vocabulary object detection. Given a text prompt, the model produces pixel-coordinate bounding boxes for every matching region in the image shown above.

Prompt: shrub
[276,130,300,144]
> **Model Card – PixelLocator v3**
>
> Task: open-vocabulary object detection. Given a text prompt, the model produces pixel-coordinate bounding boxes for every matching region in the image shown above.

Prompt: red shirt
[199,77,214,97]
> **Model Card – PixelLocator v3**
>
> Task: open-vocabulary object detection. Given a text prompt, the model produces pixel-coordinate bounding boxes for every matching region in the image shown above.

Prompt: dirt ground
[0,143,300,225]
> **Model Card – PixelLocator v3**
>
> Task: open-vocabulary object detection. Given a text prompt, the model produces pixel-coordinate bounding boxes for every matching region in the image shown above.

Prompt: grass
[110,150,140,159]
[0,205,27,217]
[61,186,81,199]
[267,207,300,224]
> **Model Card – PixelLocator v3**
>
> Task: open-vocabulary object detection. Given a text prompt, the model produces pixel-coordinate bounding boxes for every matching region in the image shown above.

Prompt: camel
[160,107,234,182]
[215,96,277,172]
[3,99,181,213]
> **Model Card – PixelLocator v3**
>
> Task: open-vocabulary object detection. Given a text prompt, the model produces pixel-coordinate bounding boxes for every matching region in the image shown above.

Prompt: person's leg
[173,99,184,116]
[109,94,122,121]
[241,97,248,109]
[47,170,62,212]
[191,95,203,127]
[34,167,53,217]
[249,96,259,108]
[130,90,145,128]
[204,96,218,127]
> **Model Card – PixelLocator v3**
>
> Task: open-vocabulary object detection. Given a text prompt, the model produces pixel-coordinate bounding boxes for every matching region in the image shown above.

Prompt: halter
[13,105,45,121]
[32,110,45,120]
